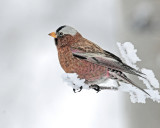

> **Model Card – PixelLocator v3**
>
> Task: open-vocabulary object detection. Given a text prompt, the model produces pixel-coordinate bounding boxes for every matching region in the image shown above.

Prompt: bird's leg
[117,81,121,87]
[73,86,83,93]
[90,84,118,92]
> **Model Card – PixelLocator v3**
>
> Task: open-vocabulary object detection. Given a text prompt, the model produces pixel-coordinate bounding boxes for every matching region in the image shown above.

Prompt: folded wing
[71,46,145,78]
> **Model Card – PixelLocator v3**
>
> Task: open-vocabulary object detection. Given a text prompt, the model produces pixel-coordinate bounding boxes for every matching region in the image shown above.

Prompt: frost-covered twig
[117,42,160,103]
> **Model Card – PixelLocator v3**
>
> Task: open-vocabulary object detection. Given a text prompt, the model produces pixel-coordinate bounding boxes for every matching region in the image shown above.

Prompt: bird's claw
[73,86,83,93]
[90,84,101,93]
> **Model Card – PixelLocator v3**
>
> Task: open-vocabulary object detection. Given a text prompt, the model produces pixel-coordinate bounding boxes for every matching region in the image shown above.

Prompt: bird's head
[49,25,81,48]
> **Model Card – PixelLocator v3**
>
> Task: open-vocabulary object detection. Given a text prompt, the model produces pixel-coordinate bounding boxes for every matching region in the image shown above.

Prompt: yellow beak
[48,32,57,38]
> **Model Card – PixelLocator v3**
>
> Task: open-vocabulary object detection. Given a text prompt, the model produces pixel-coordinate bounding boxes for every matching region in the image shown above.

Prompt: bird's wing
[71,39,145,77]
[71,38,123,61]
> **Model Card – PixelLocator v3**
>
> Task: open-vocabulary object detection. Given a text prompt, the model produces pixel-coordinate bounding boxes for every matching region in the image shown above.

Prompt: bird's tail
[119,72,150,96]
[122,63,155,90]
[109,69,150,96]
[122,63,147,79]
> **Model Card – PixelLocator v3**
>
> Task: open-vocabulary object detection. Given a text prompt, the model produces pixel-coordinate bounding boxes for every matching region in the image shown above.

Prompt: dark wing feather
[103,50,145,75]
[103,50,122,63]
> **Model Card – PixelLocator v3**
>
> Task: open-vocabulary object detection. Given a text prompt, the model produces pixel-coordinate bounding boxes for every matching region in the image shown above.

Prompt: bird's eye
[59,32,63,36]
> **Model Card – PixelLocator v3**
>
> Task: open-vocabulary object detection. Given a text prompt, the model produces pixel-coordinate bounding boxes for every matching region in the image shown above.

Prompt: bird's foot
[73,86,83,93]
[90,84,101,93]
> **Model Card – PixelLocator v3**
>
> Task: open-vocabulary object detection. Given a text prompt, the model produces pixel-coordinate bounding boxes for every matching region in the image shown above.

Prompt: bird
[49,25,149,95]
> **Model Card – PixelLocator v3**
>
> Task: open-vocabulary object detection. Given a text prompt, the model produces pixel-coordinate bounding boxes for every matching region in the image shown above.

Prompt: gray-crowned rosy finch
[49,25,149,95]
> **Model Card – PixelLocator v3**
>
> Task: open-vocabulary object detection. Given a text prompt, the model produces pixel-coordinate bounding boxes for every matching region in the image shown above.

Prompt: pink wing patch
[106,69,110,77]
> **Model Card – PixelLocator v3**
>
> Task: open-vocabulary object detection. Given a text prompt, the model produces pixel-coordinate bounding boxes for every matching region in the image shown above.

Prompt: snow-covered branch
[117,42,160,103]
[62,42,160,103]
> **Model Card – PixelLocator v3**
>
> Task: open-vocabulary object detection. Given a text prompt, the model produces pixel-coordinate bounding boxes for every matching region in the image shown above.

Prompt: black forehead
[56,25,66,33]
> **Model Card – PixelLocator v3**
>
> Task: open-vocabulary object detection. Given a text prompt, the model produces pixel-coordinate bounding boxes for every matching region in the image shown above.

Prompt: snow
[62,73,89,90]
[118,83,149,103]
[140,68,159,88]
[117,42,140,69]
[62,42,160,103]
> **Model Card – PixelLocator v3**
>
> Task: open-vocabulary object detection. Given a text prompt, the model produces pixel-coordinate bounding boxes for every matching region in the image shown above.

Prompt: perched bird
[49,25,149,95]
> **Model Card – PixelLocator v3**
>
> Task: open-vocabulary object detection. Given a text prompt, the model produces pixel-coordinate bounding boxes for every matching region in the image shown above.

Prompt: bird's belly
[58,47,108,84]
[74,60,109,84]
